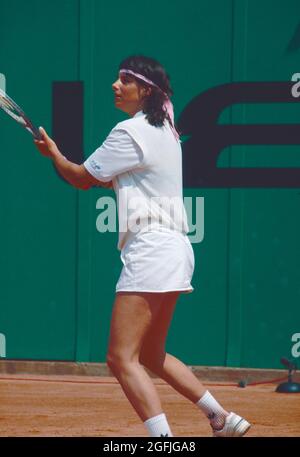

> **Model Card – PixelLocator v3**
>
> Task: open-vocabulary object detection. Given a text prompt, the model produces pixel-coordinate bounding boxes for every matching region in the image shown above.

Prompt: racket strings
[0,102,26,125]
[0,89,40,138]
[0,92,26,125]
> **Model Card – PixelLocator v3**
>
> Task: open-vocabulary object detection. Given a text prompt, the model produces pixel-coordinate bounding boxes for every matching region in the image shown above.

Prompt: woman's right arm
[34,127,113,190]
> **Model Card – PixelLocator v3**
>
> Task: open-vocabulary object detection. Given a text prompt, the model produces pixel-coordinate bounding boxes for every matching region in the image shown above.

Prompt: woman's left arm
[34,127,112,190]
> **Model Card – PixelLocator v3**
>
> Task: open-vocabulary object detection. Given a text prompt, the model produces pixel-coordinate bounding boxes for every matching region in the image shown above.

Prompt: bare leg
[143,352,207,402]
[139,293,238,434]
[139,292,206,403]
[107,291,170,422]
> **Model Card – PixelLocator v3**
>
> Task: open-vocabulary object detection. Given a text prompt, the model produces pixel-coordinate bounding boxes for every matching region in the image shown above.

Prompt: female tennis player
[34,55,250,437]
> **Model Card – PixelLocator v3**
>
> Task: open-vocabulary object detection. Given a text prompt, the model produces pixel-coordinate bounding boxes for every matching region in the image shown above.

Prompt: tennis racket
[0,88,42,140]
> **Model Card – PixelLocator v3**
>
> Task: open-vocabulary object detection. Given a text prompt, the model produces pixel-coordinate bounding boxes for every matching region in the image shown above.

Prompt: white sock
[144,413,173,437]
[196,390,229,430]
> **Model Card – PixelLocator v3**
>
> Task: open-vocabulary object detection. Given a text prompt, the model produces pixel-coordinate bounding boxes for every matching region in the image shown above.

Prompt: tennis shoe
[212,412,251,437]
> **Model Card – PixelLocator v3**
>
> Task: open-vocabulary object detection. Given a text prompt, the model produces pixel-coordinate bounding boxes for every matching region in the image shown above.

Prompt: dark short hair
[119,55,178,131]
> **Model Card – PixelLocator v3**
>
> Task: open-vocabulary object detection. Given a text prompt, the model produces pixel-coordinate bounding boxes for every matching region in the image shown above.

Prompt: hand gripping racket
[0,88,42,140]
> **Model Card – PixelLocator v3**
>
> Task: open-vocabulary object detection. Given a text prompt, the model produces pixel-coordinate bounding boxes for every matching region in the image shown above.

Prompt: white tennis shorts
[116,229,195,294]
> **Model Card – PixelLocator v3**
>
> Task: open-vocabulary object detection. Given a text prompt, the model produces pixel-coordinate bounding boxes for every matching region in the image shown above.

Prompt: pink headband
[119,69,180,141]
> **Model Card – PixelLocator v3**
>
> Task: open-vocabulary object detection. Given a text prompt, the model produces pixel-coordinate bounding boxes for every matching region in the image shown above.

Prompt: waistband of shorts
[119,226,189,251]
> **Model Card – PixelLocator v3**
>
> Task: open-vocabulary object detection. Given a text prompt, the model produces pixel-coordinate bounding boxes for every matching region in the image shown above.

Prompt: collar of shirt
[133,110,145,118]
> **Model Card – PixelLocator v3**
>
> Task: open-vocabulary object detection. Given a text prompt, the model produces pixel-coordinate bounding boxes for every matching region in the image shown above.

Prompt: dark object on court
[276,358,300,393]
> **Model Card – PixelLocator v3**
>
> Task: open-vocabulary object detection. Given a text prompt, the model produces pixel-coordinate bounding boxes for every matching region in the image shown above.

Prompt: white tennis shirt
[84,111,189,250]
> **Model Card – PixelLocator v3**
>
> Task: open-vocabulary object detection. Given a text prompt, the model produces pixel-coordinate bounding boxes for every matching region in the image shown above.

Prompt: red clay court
[1,373,299,437]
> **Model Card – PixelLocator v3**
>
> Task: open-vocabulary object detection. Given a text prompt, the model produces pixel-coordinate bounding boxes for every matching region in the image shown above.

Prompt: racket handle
[27,125,42,140]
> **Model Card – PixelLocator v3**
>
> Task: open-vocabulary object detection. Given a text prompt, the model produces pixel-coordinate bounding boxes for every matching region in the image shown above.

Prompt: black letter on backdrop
[52,82,84,182]
[177,82,300,187]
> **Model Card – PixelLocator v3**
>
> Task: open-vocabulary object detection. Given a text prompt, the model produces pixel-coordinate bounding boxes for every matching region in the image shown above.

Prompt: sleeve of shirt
[83,128,145,182]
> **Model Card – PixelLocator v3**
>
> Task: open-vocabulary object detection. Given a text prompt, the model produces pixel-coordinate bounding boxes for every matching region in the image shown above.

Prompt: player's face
[112,73,150,116]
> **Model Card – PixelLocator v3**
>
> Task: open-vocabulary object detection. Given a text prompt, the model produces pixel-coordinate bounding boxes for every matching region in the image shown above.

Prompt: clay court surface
[1,374,300,437]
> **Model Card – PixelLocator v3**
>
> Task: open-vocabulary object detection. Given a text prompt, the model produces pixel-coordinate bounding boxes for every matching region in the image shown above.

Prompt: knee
[106,351,137,375]
[106,351,121,374]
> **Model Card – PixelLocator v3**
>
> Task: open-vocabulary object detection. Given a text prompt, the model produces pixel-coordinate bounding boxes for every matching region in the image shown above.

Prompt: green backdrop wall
[0,0,299,369]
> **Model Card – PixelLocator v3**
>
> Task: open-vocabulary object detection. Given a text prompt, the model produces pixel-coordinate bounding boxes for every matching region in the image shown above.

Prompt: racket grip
[30,126,43,141]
